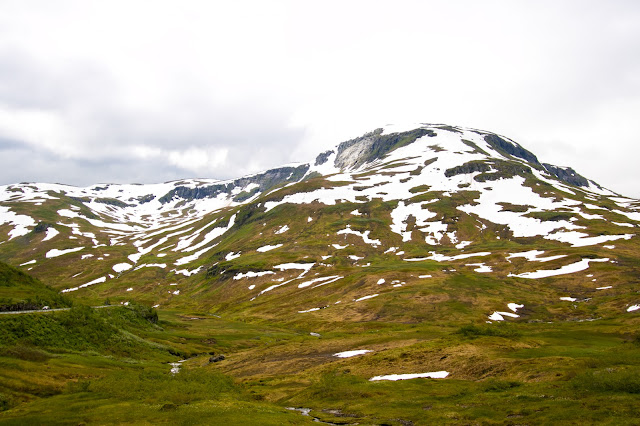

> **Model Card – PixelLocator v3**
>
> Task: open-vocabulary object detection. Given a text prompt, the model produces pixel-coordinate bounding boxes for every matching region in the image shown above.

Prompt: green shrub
[572,369,640,394]
[0,344,52,362]
[0,393,9,411]
[0,305,160,357]
[457,324,521,339]
[481,379,522,392]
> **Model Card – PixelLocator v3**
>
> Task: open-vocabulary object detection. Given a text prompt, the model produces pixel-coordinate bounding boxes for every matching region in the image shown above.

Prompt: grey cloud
[0,49,116,111]
[0,137,24,150]
[0,47,307,184]
[0,120,307,186]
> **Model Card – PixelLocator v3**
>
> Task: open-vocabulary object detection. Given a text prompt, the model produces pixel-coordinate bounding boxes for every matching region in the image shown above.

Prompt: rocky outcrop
[314,150,334,166]
[158,164,310,204]
[543,164,589,187]
[334,127,436,169]
[484,134,539,164]
[445,161,492,178]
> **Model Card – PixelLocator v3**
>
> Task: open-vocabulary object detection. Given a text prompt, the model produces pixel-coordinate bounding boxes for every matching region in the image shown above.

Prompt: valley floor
[1,307,640,425]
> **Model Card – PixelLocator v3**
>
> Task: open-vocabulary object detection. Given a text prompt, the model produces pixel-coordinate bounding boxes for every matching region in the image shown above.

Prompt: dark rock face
[543,164,589,187]
[158,184,230,204]
[445,161,492,178]
[136,194,156,204]
[315,150,334,166]
[94,198,133,208]
[158,164,310,204]
[484,134,539,164]
[33,222,51,233]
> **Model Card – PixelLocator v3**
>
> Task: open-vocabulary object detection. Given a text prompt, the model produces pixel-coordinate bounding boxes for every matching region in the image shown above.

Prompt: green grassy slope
[0,261,72,311]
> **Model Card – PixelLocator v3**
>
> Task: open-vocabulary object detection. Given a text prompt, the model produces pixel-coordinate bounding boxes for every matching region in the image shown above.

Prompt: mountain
[1,123,637,313]
[1,123,640,424]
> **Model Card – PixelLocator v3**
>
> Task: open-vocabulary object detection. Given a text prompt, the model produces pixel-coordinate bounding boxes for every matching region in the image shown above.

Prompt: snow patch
[333,350,372,358]
[46,247,84,258]
[406,252,491,262]
[298,307,321,313]
[113,263,133,272]
[545,232,633,247]
[298,275,342,289]
[275,225,289,234]
[466,263,492,273]
[134,263,167,270]
[42,227,60,242]
[612,221,635,228]
[337,226,381,247]
[233,271,275,280]
[509,258,609,279]
[370,371,449,381]
[355,294,379,302]
[455,241,472,249]
[61,276,107,293]
[257,244,283,252]
[225,251,241,260]
[508,303,524,312]
[172,266,202,277]
[488,311,519,321]
[274,262,315,277]
[506,250,567,263]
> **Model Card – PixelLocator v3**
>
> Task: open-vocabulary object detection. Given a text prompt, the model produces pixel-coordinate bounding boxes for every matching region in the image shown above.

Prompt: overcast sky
[1,0,639,196]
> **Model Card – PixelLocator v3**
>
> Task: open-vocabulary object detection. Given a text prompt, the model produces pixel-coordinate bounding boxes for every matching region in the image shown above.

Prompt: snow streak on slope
[509,258,610,279]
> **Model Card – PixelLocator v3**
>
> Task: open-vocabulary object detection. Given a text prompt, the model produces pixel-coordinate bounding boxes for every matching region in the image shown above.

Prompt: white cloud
[168,147,228,174]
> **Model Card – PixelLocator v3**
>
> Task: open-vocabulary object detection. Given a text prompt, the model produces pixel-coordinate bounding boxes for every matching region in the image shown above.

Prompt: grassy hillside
[0,261,72,311]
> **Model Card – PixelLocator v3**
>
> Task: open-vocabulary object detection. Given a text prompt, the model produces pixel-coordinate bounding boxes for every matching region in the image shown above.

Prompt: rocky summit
[1,123,640,424]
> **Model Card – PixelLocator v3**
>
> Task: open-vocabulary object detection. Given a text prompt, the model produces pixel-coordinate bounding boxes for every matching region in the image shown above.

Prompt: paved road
[0,305,116,315]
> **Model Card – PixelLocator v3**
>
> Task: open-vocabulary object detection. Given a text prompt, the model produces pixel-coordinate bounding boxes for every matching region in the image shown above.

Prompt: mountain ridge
[0,122,638,313]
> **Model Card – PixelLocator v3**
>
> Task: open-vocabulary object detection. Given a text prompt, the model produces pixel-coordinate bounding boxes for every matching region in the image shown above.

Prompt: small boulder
[209,355,225,363]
